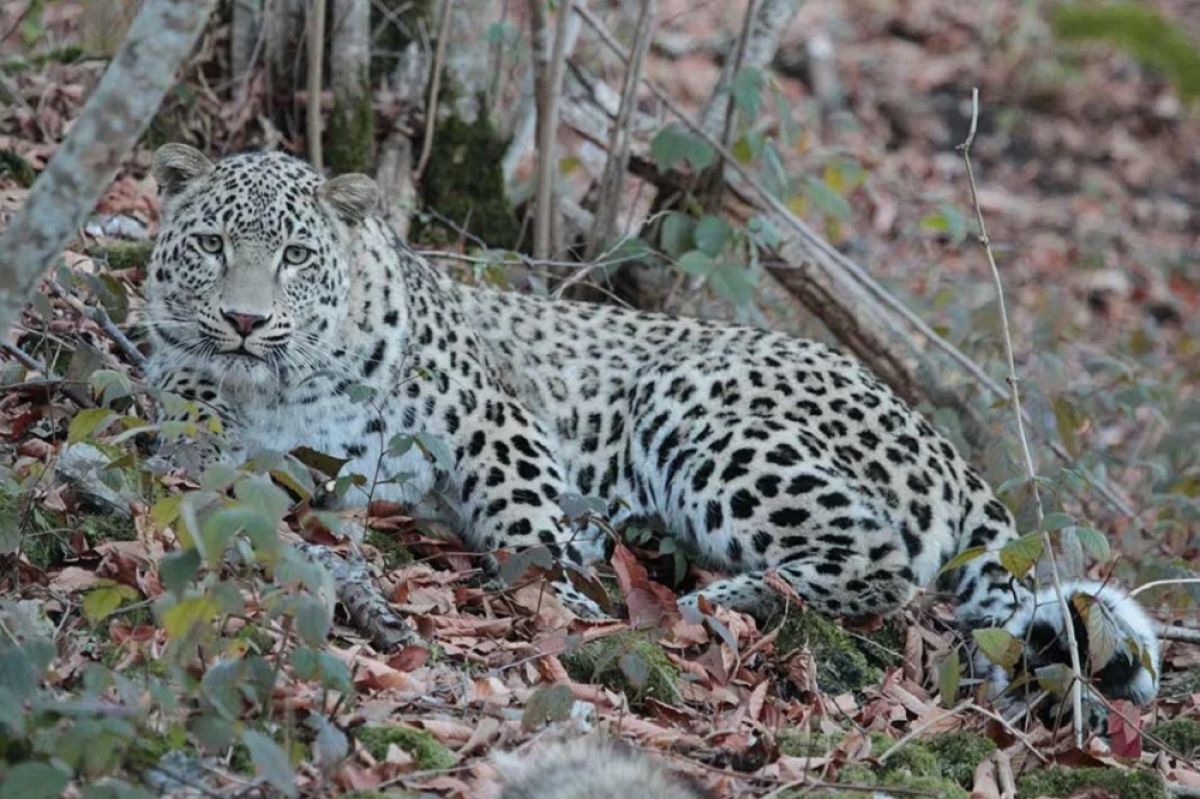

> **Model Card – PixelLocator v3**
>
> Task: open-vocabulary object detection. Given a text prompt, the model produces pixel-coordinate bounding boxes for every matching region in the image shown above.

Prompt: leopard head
[146,144,378,390]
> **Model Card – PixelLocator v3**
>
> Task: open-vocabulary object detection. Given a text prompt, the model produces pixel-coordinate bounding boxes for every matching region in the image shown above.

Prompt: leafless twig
[958,86,1085,748]
[306,0,326,170]
[47,280,149,373]
[587,0,657,258]
[531,0,575,260]
[414,0,455,181]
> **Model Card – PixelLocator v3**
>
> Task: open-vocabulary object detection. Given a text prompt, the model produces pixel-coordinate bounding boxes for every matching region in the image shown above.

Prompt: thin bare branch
[587,0,657,258]
[306,0,326,170]
[958,86,1085,747]
[531,0,576,260]
[414,0,455,181]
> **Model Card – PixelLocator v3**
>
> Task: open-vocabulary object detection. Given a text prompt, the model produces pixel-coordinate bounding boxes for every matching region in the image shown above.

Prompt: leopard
[143,143,1161,715]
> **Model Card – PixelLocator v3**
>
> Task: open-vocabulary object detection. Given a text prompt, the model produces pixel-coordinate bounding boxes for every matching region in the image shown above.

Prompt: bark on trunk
[0,0,219,339]
[327,0,375,173]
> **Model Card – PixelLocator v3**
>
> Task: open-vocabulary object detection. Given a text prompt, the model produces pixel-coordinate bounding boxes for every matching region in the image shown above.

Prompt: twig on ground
[305,0,326,170]
[587,0,657,258]
[1155,623,1200,645]
[530,0,575,260]
[2,342,95,408]
[298,542,421,651]
[994,749,1016,799]
[958,86,1085,748]
[46,280,148,372]
[414,0,455,182]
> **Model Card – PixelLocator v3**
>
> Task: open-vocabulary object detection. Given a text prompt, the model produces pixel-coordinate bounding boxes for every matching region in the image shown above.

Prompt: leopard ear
[318,174,379,223]
[152,144,214,196]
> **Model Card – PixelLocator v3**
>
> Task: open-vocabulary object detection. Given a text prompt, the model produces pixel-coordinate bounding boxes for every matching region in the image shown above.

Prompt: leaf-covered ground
[1,2,1198,797]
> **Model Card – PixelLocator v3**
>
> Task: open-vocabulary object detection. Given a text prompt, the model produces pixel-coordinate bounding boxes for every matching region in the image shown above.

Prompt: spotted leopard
[144,144,1160,710]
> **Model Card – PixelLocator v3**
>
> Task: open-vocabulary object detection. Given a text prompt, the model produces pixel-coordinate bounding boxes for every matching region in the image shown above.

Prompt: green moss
[327,76,377,174]
[414,115,519,250]
[774,609,881,694]
[1016,766,1167,799]
[0,149,36,187]
[560,630,680,708]
[86,240,155,271]
[857,619,905,670]
[365,529,413,570]
[776,729,839,758]
[804,758,968,799]
[1148,718,1200,758]
[928,731,996,788]
[870,732,938,779]
[354,725,455,770]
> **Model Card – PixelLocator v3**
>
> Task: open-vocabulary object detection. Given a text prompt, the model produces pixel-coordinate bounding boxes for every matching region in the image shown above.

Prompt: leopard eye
[283,244,313,266]
[195,233,223,255]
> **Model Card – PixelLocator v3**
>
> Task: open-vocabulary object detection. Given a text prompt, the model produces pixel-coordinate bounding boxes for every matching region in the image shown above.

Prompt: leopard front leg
[448,400,609,616]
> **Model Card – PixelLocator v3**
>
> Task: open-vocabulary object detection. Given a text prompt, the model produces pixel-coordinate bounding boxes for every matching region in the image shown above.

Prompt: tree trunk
[230,0,263,81]
[264,0,306,126]
[0,0,219,339]
[327,0,375,173]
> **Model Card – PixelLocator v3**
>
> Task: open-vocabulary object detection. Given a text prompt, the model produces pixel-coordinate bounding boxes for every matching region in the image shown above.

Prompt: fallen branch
[47,280,149,373]
[0,0,219,339]
[298,542,421,651]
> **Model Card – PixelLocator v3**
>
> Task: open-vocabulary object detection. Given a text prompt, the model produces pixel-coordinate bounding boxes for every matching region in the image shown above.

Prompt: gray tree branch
[0,0,218,338]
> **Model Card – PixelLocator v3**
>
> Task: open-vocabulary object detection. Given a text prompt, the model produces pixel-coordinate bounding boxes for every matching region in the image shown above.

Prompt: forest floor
[0,1,1198,797]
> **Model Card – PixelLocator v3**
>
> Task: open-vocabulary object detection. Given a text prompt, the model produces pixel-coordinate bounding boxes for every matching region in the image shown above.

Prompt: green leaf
[939,545,987,575]
[498,545,554,587]
[973,628,1022,670]
[292,595,332,647]
[998,533,1045,579]
[160,595,218,638]
[920,203,968,244]
[708,264,758,307]
[159,548,201,595]
[731,67,763,120]
[677,250,714,277]
[650,124,715,172]
[82,580,139,624]
[804,176,852,221]
[90,369,134,405]
[693,215,732,257]
[243,730,298,797]
[521,683,575,731]
[1035,662,1074,696]
[291,446,350,479]
[1043,512,1075,531]
[760,140,791,200]
[1073,526,1111,563]
[659,212,695,258]
[1073,593,1120,672]
[234,474,292,520]
[414,432,454,470]
[938,648,961,708]
[0,761,71,799]
[68,407,115,444]
[731,131,764,163]
[1052,397,1084,457]
[271,455,316,500]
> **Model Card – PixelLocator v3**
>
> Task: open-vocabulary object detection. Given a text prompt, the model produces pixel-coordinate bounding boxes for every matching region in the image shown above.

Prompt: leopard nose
[221,309,271,336]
